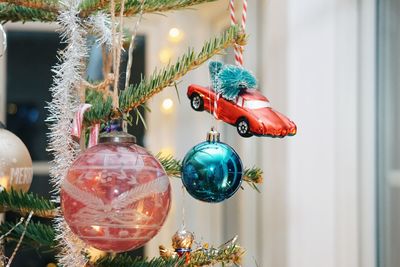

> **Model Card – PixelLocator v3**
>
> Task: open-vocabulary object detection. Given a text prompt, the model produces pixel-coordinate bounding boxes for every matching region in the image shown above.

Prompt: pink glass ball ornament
[61,131,171,252]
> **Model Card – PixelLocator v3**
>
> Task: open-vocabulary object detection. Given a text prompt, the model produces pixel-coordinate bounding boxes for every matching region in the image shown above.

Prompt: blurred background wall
[142,1,377,266]
[1,0,399,266]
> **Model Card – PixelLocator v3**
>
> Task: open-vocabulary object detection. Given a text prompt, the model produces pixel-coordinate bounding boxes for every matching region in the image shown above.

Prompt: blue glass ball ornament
[181,128,243,203]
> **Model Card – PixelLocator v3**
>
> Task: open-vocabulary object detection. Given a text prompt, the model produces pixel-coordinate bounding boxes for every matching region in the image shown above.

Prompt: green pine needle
[0,220,56,249]
[95,243,243,267]
[0,220,243,267]
[157,154,263,191]
[82,0,218,17]
[157,154,182,177]
[95,254,185,267]
[84,88,113,124]
[0,0,219,22]
[0,189,57,218]
[0,219,244,267]
[0,3,56,22]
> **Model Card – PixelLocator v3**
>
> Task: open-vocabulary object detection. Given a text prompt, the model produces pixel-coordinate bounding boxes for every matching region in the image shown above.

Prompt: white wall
[145,0,377,266]
[285,0,356,265]
[283,0,376,266]
[258,0,376,266]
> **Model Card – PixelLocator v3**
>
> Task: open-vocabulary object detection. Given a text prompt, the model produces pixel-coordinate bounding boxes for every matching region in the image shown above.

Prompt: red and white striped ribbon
[229,0,248,66]
[71,104,92,142]
[241,0,247,31]
[88,123,100,148]
[71,104,99,148]
[229,0,237,25]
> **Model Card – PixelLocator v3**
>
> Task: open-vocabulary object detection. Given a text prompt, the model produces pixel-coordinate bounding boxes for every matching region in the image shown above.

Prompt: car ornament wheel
[193,96,201,109]
[190,94,204,111]
[238,121,248,133]
[236,118,252,137]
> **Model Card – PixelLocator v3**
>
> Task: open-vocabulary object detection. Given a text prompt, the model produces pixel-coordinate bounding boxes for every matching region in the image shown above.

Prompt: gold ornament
[172,229,194,251]
[160,231,244,266]
[159,245,177,260]
[160,229,194,262]
[0,124,33,192]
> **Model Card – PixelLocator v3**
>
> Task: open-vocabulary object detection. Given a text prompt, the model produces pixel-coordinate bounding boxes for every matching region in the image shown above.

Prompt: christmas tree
[0,0,296,266]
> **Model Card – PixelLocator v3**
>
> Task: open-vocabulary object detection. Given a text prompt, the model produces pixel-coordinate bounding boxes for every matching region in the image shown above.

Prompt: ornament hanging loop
[125,0,145,90]
[229,0,247,66]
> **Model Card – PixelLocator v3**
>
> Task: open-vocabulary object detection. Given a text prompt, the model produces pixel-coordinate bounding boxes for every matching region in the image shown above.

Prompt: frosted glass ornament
[0,125,33,192]
[61,131,171,252]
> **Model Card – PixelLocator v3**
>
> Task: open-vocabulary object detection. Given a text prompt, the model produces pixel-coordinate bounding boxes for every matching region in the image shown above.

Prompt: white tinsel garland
[46,0,89,266]
[87,12,113,48]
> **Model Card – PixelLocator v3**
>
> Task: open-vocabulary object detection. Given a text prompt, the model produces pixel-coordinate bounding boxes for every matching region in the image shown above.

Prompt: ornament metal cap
[99,130,136,144]
[206,127,220,143]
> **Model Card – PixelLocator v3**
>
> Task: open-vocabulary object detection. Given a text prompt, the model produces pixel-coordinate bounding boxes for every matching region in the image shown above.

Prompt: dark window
[5,30,146,266]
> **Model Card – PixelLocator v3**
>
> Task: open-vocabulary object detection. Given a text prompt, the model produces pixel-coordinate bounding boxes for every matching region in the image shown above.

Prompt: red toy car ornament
[187,84,297,138]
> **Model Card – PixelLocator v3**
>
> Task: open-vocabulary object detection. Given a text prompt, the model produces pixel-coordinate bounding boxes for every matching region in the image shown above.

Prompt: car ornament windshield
[243,100,271,109]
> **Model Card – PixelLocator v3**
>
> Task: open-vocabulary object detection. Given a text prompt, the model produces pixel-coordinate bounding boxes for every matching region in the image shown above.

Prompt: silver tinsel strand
[46,0,89,266]
[87,12,113,48]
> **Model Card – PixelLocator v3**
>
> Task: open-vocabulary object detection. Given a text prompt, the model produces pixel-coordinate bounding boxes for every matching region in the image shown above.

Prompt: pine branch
[122,0,217,16]
[0,0,219,22]
[84,88,113,124]
[84,25,246,123]
[79,0,110,16]
[158,154,182,177]
[93,254,184,267]
[80,0,218,17]
[157,154,263,190]
[0,0,58,12]
[0,191,246,266]
[0,220,56,249]
[94,243,243,267]
[0,3,56,22]
[120,25,245,113]
[0,220,243,267]
[0,219,243,267]
[0,189,57,218]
